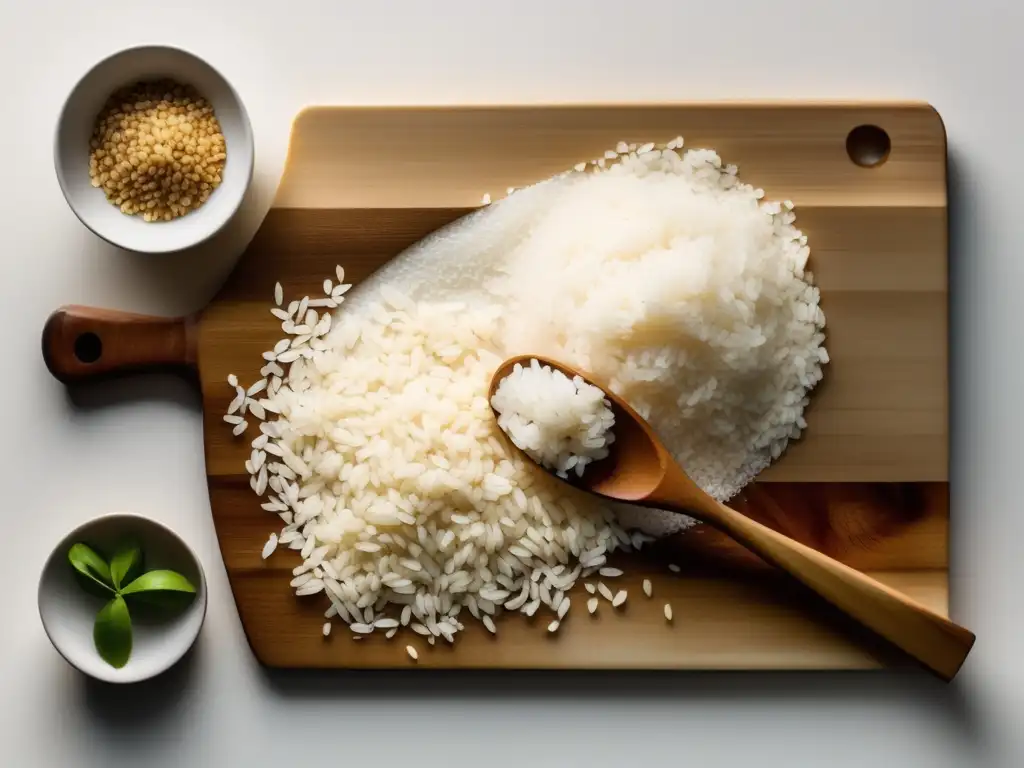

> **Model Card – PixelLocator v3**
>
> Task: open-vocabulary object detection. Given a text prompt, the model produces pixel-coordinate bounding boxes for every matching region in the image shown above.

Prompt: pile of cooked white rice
[491,359,615,479]
[224,136,828,647]
[491,147,826,515]
[230,284,641,643]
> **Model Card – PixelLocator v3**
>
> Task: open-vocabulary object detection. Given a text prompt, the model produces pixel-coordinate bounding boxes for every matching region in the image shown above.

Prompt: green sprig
[68,541,196,669]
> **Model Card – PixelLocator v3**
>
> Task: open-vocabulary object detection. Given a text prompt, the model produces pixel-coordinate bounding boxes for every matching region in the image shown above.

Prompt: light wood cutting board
[43,104,950,669]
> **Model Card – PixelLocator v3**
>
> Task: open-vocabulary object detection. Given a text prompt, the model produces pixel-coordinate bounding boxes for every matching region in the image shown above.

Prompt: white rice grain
[228,388,245,415]
[296,580,324,596]
[261,533,278,559]
[557,597,570,619]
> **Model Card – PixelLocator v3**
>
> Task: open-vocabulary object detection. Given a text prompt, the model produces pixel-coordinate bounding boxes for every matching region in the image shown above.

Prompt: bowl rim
[37,511,208,684]
[53,43,254,256]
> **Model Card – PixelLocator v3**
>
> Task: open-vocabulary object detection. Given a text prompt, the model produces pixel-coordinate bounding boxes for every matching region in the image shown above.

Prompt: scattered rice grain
[261,533,278,559]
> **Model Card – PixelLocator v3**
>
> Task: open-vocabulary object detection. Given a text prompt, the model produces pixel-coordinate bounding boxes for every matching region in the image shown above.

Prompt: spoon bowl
[490,355,669,503]
[489,354,976,680]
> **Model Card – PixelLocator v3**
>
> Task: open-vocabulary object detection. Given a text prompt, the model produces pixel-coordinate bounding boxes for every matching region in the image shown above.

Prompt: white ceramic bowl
[38,513,207,684]
[54,45,253,254]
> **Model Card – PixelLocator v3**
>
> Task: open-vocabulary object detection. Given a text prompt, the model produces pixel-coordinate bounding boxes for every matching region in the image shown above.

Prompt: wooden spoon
[489,354,975,680]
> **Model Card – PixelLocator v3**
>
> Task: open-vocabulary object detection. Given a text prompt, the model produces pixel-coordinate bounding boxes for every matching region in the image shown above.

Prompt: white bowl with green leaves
[38,513,207,683]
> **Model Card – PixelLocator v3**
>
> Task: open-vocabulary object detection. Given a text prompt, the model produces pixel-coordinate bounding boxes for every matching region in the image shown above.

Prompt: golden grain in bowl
[89,79,227,222]
[55,46,253,254]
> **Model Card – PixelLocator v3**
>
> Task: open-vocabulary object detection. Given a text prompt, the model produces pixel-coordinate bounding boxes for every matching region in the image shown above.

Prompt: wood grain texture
[53,104,954,669]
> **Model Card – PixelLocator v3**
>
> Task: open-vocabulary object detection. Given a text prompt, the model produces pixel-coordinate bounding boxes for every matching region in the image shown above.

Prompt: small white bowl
[38,513,208,684]
[54,45,254,254]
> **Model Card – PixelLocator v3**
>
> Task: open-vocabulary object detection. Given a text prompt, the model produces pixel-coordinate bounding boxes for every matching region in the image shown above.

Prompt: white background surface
[2,1,1020,765]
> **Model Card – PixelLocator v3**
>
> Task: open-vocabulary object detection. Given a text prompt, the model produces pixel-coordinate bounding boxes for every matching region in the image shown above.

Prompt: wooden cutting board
[43,104,950,669]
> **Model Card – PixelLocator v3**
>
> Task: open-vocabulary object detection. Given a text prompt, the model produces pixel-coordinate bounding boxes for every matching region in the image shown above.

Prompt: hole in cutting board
[74,332,102,363]
[846,125,891,168]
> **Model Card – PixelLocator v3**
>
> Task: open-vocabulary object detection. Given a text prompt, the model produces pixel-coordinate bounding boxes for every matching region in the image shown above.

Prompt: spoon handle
[685,493,975,680]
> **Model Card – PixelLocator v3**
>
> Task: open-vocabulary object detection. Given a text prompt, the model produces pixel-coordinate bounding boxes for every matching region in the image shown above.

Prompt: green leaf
[68,543,113,592]
[109,543,143,590]
[122,589,195,619]
[94,595,132,669]
[120,569,196,596]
